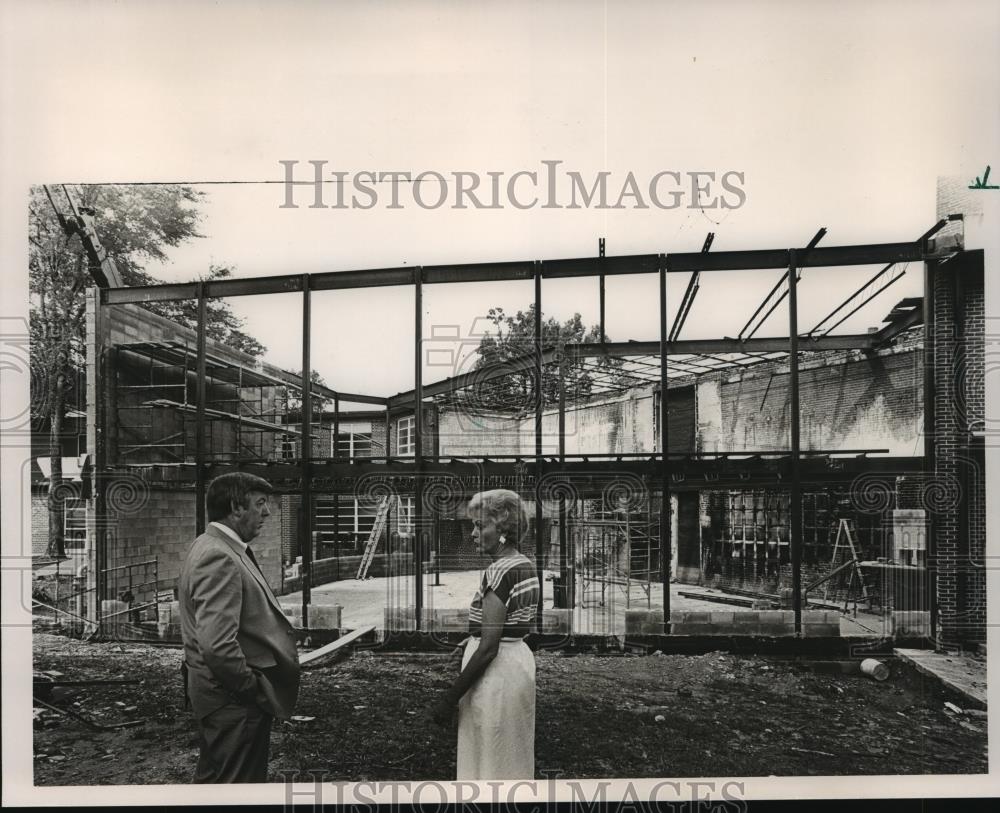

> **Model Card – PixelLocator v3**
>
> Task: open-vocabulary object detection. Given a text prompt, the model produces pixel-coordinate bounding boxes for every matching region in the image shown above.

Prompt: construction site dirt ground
[32,631,987,785]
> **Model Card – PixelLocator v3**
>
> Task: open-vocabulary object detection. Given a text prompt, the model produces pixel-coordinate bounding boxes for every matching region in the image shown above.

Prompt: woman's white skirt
[456,637,536,780]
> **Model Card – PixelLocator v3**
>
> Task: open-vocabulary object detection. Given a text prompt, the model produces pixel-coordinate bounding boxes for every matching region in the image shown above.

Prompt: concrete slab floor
[280,571,889,637]
[895,647,988,710]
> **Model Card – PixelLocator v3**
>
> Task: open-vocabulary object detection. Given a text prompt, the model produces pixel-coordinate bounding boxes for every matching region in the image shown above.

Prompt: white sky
[4,0,996,400]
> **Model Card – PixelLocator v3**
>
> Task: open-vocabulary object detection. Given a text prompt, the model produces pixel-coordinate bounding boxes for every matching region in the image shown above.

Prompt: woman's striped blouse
[468,553,540,638]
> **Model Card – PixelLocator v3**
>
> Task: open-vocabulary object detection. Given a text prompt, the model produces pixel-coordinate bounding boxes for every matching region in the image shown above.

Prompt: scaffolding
[575,496,659,610]
[112,340,306,466]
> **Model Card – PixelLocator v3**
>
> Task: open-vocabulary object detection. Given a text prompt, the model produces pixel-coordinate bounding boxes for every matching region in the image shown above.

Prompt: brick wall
[32,493,49,556]
[281,494,301,561]
[931,253,986,647]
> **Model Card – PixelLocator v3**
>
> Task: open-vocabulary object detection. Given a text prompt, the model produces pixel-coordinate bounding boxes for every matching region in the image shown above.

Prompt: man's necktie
[245,546,265,578]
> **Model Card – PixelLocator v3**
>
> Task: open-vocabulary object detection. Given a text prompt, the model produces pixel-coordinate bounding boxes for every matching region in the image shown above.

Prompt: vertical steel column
[534,262,545,625]
[788,250,803,635]
[384,399,392,580]
[385,401,391,461]
[599,237,606,342]
[333,394,340,460]
[333,393,340,580]
[93,292,108,632]
[195,283,207,536]
[659,257,671,630]
[300,275,313,627]
[414,267,424,631]
[558,351,568,613]
[923,261,937,641]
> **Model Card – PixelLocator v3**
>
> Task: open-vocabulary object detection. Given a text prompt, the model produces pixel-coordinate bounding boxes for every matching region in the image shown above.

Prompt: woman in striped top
[429,489,540,779]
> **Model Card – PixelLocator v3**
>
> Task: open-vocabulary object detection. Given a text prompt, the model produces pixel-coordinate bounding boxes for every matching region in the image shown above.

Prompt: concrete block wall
[626,609,841,637]
[103,487,284,597]
[525,385,695,456]
[279,552,413,594]
[281,603,343,630]
[438,386,695,457]
[437,410,523,456]
[382,606,568,634]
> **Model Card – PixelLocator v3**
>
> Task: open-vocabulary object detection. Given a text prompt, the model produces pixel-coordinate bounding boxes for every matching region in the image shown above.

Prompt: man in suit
[179,472,300,783]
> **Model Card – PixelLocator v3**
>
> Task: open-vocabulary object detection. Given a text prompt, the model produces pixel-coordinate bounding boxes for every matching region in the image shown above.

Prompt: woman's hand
[429,595,507,729]
[447,645,465,674]
[429,690,456,727]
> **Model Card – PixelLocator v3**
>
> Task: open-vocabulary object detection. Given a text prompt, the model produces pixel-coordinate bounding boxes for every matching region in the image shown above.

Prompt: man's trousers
[193,702,274,783]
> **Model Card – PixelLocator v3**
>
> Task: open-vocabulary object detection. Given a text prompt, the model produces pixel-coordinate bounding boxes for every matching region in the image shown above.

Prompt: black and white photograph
[1,0,998,807]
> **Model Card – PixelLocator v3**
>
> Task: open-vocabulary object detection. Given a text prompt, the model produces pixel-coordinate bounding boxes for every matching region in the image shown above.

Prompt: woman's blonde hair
[467,489,529,547]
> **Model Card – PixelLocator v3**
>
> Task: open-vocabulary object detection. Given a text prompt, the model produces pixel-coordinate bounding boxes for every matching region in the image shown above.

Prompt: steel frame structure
[89,222,957,638]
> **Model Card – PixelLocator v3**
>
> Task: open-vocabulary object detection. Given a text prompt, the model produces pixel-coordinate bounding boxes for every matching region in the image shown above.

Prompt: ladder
[356,495,393,579]
[823,518,870,606]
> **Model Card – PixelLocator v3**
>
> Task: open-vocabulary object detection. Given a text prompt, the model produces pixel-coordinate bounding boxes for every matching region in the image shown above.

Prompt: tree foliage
[287,369,331,414]
[29,184,264,558]
[471,305,638,412]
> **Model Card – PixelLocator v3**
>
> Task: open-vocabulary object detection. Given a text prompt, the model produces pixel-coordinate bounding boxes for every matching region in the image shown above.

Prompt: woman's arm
[430,590,507,725]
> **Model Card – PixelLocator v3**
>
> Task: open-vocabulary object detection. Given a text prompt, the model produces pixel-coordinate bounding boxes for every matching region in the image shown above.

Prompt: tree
[471,305,641,412]
[29,184,264,559]
[286,369,331,414]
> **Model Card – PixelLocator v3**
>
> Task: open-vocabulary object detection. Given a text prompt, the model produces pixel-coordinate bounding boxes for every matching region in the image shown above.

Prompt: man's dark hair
[206,472,274,522]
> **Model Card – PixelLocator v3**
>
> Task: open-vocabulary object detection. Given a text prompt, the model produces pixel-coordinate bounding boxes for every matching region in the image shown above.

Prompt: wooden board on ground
[299,625,376,666]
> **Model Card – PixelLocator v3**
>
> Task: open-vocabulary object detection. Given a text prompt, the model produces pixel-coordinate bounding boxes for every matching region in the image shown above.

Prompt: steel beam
[101,282,199,305]
[195,284,207,536]
[566,335,875,357]
[668,241,921,272]
[414,267,424,631]
[659,257,671,630]
[534,263,544,627]
[543,253,660,279]
[872,305,924,347]
[669,233,712,342]
[312,266,414,291]
[99,239,933,306]
[424,260,534,285]
[558,351,569,612]
[599,238,606,341]
[788,251,802,635]
[333,393,340,578]
[301,276,313,626]
[924,260,937,642]
[201,454,924,488]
